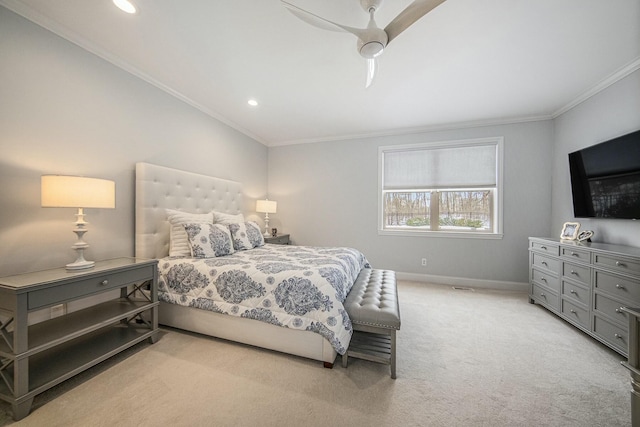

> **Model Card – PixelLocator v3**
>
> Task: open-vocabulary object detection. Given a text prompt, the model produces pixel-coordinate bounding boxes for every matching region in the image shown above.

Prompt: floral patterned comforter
[157,244,371,354]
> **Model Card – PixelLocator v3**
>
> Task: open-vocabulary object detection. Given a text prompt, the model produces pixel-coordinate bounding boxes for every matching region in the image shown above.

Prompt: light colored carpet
[0,281,632,426]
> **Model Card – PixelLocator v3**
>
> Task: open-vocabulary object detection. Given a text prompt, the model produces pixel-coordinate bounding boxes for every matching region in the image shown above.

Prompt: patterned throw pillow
[245,221,265,247]
[183,223,235,258]
[229,221,265,250]
[166,209,213,257]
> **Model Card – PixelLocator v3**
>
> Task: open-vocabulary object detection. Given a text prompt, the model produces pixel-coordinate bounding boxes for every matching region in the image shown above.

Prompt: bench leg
[390,329,397,379]
[341,353,348,368]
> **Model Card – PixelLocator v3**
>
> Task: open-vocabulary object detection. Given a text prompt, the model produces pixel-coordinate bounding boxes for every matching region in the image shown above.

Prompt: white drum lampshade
[41,175,115,270]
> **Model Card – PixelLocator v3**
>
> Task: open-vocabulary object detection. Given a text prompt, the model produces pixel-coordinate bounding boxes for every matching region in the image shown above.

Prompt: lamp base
[66,259,95,271]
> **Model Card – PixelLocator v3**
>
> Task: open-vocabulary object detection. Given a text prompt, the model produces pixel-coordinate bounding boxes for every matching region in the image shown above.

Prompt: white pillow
[183,223,235,258]
[166,209,213,257]
[212,211,245,225]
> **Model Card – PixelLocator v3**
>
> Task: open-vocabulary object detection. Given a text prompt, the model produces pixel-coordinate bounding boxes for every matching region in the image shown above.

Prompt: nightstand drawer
[265,234,290,245]
[28,265,153,310]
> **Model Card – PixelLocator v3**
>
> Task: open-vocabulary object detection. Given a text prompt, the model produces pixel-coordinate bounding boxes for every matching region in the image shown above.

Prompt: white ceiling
[2,0,639,146]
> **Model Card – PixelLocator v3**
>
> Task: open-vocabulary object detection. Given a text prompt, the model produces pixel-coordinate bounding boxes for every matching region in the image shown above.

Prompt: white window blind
[383,143,497,190]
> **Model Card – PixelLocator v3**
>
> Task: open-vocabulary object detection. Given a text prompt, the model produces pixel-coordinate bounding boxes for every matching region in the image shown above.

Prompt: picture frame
[560,222,581,240]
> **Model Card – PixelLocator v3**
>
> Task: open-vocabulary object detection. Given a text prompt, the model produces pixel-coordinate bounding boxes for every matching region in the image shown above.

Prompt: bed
[135,162,369,366]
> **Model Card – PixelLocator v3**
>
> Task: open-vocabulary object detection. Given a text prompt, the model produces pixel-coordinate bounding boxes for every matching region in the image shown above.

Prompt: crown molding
[552,57,640,118]
[269,114,553,147]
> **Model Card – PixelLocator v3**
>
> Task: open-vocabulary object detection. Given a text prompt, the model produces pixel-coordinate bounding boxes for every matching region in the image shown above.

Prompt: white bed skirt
[158,301,338,364]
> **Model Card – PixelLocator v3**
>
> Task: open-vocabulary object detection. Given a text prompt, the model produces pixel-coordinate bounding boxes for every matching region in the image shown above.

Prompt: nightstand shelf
[0,258,158,420]
[265,234,290,245]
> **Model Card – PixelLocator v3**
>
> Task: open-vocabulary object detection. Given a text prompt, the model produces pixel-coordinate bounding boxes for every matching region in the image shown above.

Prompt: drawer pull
[616,307,625,314]
[616,261,627,267]
[615,333,624,340]
[616,284,626,290]
[541,246,547,250]
[541,277,547,283]
[571,252,579,257]
[570,270,578,275]
[540,293,546,298]
[570,289,576,294]
[100,280,109,286]
[541,261,548,267]
[570,309,576,314]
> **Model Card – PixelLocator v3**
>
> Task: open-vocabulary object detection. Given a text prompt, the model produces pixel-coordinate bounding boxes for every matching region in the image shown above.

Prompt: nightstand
[0,258,158,420]
[265,234,290,245]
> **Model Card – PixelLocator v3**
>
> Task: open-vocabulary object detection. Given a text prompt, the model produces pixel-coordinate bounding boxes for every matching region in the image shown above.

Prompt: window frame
[378,137,504,239]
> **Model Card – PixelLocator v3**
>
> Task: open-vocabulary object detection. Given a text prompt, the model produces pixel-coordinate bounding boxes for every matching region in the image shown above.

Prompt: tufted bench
[342,269,401,378]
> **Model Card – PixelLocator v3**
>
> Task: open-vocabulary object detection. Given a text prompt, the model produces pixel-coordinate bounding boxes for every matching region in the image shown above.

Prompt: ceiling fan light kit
[281,0,446,87]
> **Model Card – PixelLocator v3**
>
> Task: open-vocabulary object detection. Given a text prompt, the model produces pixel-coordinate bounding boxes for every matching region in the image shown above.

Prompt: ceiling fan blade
[365,57,378,88]
[384,0,446,45]
[281,1,366,38]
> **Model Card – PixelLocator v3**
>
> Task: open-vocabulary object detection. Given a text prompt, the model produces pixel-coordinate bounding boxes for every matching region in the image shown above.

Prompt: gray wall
[551,69,640,247]
[0,7,268,276]
[268,120,554,285]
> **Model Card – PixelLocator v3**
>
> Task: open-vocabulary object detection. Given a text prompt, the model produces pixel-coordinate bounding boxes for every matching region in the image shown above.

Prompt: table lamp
[41,175,116,270]
[256,199,277,237]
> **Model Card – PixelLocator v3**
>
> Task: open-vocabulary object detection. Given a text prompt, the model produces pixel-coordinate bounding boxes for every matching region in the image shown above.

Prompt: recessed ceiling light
[113,0,137,14]
[247,99,258,107]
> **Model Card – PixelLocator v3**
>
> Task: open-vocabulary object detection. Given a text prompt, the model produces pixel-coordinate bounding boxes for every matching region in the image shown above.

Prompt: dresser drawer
[594,254,640,277]
[28,265,153,310]
[531,283,558,309]
[562,262,591,287]
[532,268,559,291]
[593,293,629,326]
[561,280,590,306]
[594,270,640,305]
[532,253,560,273]
[593,315,628,355]
[561,246,591,263]
[561,299,589,329]
[530,240,559,256]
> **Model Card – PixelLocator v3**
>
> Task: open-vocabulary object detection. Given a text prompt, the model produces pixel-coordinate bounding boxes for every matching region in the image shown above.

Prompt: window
[378,137,503,238]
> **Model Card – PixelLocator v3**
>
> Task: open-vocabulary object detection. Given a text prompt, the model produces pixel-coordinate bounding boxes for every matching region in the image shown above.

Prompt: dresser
[529,237,640,356]
[0,258,158,420]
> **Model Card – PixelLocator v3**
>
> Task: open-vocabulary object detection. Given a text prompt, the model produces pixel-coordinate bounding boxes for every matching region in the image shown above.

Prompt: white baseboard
[396,271,528,292]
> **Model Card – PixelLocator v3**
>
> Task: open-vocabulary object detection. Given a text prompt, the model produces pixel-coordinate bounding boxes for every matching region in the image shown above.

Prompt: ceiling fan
[281,0,446,88]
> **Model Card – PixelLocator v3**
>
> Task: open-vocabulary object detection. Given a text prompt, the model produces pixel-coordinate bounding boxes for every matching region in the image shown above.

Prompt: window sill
[378,229,504,240]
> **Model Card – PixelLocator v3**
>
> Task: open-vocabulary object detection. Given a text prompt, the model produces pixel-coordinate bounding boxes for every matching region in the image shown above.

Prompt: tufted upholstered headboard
[135,162,244,260]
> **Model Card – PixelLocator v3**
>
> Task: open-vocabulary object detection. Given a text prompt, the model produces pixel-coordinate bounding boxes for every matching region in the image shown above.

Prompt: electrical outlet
[421,258,427,267]
[50,303,66,318]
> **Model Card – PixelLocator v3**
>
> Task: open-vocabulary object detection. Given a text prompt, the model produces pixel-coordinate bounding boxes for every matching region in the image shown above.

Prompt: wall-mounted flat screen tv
[568,129,640,220]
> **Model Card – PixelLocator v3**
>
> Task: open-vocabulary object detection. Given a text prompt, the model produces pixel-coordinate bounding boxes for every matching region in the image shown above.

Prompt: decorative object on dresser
[41,175,115,270]
[0,258,158,421]
[264,234,290,245]
[529,237,640,356]
[560,222,580,240]
[256,199,277,237]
